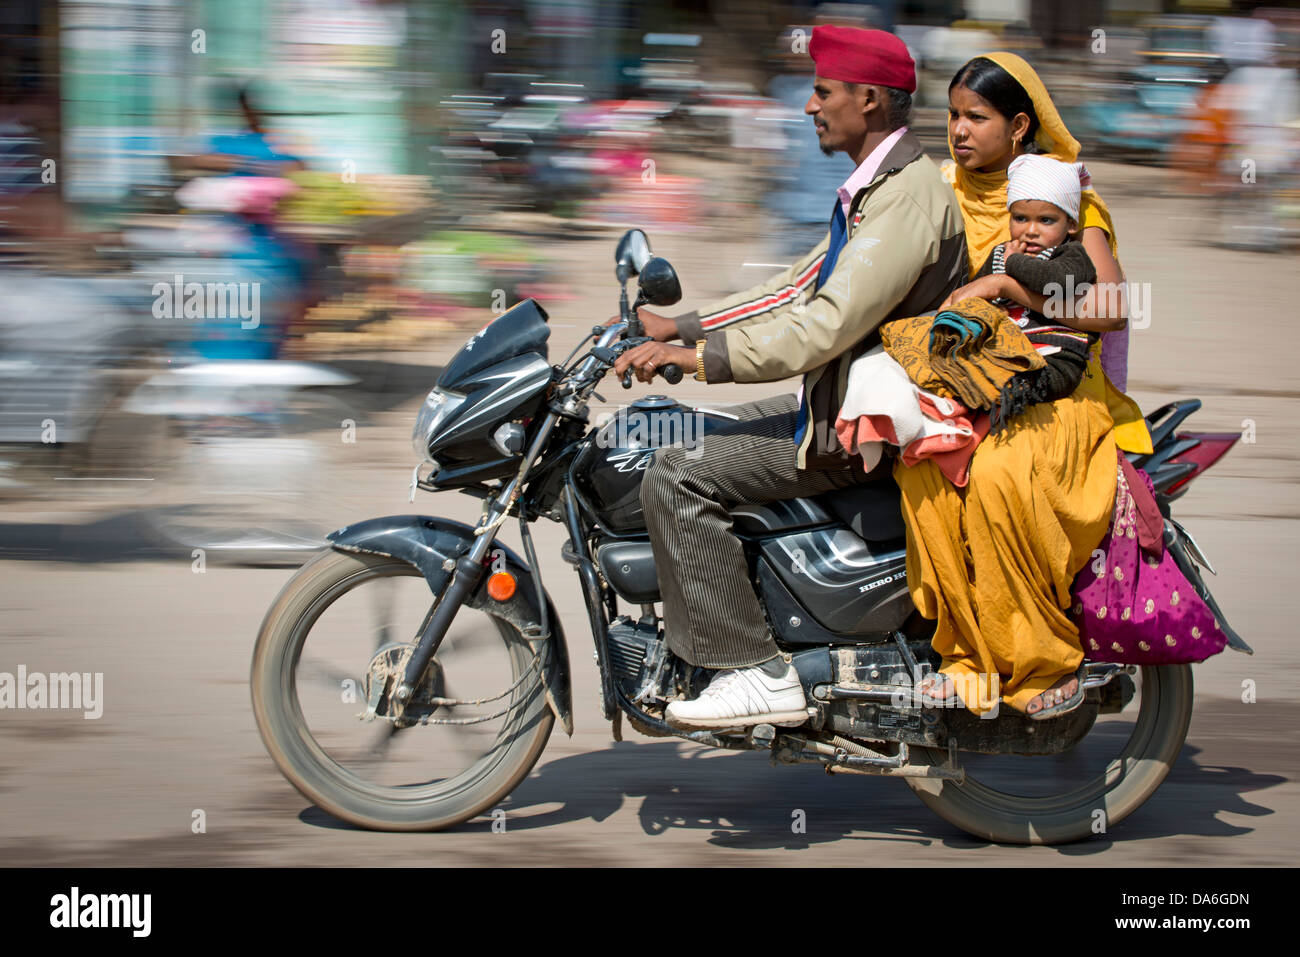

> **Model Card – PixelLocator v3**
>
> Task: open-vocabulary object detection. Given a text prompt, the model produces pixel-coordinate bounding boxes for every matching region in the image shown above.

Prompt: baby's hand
[1003,239,1028,257]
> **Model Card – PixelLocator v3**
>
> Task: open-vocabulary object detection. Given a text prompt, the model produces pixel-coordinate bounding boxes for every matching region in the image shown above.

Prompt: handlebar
[620,362,682,389]
[584,326,684,389]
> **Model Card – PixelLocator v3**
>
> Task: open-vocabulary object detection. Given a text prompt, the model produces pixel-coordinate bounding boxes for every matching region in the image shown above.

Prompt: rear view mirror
[615,229,652,283]
[636,257,681,307]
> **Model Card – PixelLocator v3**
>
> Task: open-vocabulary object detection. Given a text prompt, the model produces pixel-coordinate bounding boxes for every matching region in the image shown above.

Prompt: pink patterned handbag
[1069,454,1227,664]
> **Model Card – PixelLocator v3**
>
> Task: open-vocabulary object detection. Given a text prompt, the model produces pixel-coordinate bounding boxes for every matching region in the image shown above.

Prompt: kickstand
[611,709,623,743]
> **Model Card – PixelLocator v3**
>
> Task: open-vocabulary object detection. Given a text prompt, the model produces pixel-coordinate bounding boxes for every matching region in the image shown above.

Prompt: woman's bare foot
[917,672,959,706]
[1022,672,1083,719]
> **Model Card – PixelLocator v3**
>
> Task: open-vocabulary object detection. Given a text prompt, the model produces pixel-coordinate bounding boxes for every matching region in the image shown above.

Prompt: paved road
[1,160,1296,865]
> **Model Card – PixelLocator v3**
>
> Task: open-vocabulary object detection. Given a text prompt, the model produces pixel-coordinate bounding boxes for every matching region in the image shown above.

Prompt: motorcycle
[251,229,1251,844]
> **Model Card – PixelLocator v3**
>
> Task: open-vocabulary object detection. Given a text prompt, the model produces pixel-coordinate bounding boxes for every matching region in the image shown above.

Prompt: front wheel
[251,548,554,831]
[905,664,1194,845]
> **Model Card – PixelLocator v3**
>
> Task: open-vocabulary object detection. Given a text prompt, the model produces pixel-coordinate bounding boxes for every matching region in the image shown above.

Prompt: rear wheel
[905,664,1193,845]
[251,548,554,830]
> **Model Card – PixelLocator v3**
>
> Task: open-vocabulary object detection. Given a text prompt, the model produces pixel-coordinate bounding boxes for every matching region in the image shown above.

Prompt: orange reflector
[487,571,517,601]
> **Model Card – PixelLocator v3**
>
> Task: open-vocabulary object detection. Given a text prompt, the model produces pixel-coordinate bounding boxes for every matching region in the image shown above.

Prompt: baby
[966,154,1100,426]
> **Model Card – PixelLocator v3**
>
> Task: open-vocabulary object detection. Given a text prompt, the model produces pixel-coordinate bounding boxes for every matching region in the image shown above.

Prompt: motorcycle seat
[814,480,906,543]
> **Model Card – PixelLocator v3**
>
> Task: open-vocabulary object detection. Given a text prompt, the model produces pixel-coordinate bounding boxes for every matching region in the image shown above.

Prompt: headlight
[412,387,466,460]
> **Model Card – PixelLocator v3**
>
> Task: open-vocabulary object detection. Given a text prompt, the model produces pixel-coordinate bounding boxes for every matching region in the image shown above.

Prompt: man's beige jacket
[676,131,968,470]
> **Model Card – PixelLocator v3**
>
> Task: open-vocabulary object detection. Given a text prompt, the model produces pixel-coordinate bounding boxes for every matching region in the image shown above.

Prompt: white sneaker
[665,659,809,730]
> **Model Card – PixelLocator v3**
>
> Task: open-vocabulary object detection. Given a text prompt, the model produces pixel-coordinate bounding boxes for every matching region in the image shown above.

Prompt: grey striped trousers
[640,391,880,669]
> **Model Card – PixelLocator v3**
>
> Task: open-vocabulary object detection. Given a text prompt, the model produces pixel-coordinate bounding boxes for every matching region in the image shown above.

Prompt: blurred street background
[1,0,1298,864]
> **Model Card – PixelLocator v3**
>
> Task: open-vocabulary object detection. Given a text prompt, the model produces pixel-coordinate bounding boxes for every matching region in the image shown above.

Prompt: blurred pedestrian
[169,83,315,360]
[187,82,305,178]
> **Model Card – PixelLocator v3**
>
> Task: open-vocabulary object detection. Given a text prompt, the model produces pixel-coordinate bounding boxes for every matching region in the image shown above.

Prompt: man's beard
[816,125,833,156]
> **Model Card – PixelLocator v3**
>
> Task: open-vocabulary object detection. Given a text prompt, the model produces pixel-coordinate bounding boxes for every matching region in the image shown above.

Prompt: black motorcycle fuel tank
[574,395,734,534]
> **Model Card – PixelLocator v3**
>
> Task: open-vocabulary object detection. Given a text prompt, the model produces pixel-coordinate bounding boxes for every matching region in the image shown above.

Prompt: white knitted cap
[1006,154,1092,223]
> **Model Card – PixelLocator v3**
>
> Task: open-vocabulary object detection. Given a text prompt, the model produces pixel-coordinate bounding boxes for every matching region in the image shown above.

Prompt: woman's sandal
[915,672,963,708]
[1022,665,1087,721]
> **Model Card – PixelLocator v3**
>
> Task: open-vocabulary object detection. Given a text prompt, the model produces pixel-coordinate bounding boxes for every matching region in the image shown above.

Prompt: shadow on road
[293,707,1286,854]
[0,510,176,563]
[0,508,326,566]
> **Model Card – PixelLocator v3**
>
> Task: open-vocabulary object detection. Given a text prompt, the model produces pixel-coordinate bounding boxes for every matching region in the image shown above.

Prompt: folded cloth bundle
[880,297,1045,411]
[835,344,991,487]
[929,311,991,357]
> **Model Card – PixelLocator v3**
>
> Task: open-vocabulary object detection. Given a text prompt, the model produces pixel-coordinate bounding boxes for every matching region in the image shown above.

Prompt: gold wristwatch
[695,339,707,382]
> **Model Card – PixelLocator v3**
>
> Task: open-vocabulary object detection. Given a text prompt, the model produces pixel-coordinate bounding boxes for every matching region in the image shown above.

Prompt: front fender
[327,514,573,735]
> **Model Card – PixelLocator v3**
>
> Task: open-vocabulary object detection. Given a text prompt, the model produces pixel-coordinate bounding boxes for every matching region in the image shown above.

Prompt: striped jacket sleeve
[675,234,829,343]
[705,189,942,383]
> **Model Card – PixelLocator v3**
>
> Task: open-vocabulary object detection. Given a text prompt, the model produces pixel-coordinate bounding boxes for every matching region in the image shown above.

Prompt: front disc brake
[360,642,444,728]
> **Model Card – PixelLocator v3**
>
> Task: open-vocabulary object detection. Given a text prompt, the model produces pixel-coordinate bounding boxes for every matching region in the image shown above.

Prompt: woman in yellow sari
[901,53,1153,718]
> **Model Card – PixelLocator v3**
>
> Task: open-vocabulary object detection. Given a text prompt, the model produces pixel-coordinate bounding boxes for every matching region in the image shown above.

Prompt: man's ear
[860,84,882,120]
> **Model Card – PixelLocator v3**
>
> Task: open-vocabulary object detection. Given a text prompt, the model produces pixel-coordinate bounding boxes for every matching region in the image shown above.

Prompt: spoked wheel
[905,664,1193,845]
[251,548,553,831]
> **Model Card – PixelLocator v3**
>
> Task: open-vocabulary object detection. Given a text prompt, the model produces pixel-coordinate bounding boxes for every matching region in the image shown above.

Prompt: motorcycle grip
[620,362,683,389]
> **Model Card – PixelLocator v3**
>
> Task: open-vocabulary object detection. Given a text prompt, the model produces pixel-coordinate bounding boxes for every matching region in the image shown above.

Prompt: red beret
[809,25,916,94]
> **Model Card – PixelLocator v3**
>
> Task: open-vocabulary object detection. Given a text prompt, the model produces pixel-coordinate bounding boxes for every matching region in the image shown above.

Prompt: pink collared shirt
[838,125,909,220]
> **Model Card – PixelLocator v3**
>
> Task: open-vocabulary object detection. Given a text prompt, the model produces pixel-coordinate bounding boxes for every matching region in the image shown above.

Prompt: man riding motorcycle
[612,26,968,730]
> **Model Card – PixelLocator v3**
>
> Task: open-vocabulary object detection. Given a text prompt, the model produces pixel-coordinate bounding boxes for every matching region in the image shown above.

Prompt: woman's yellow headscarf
[944,52,1150,453]
[946,51,1119,276]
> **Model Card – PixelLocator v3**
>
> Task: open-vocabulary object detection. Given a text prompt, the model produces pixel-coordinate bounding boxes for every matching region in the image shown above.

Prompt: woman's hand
[612,342,696,383]
[940,274,1007,310]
